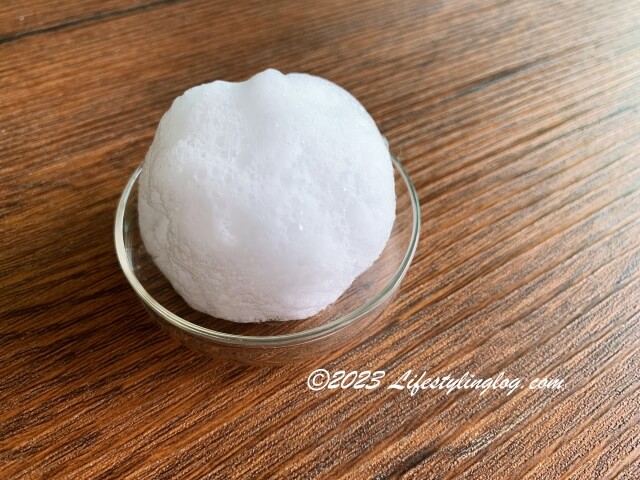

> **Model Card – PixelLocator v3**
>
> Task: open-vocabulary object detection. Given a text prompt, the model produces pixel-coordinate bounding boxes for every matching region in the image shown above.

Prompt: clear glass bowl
[114,155,420,365]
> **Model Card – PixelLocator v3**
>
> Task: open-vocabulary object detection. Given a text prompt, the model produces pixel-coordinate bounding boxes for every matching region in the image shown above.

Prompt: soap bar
[138,69,396,322]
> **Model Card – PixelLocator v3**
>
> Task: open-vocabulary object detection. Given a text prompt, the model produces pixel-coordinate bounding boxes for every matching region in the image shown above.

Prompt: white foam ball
[138,69,395,322]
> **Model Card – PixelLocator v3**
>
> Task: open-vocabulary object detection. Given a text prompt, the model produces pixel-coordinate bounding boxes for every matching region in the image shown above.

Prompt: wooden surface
[1,0,639,478]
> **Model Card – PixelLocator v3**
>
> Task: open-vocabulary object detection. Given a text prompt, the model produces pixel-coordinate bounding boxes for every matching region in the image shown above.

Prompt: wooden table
[2,1,639,478]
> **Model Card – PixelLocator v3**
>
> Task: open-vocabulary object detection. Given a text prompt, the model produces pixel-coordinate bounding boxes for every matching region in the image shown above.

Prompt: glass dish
[114,155,420,365]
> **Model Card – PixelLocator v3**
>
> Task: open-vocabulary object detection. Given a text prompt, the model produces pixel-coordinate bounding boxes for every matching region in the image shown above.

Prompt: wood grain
[1,0,639,478]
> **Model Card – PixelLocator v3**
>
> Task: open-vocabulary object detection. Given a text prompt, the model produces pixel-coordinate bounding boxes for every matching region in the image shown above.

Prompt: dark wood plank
[1,0,639,478]
[0,0,174,42]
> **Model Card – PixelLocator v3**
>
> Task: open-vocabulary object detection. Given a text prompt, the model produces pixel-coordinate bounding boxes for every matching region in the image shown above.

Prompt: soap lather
[138,69,396,322]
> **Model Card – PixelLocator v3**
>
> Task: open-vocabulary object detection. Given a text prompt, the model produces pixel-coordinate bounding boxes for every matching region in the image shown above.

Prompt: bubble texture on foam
[138,69,396,322]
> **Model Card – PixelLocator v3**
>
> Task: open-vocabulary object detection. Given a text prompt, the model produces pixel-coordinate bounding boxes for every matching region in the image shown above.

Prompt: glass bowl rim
[114,155,420,347]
